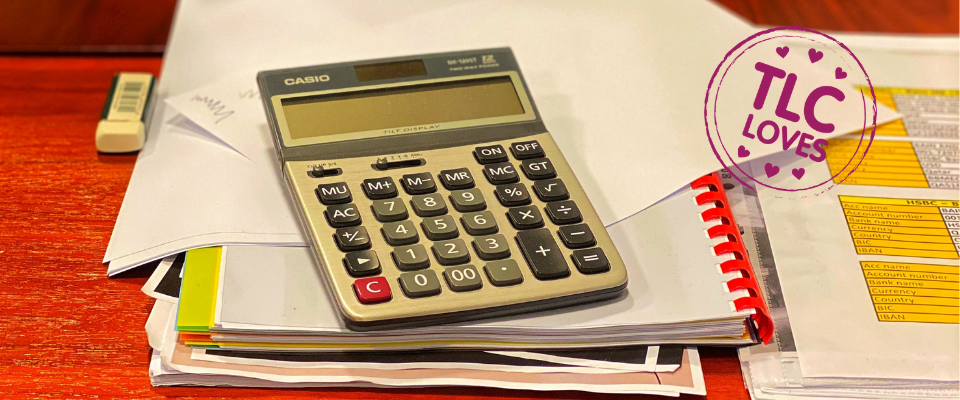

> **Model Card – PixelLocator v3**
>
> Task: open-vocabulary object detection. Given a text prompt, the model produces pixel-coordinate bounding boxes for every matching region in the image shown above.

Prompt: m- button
[474,144,508,164]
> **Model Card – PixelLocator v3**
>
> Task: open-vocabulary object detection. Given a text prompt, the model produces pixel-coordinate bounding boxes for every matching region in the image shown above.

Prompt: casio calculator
[258,48,627,330]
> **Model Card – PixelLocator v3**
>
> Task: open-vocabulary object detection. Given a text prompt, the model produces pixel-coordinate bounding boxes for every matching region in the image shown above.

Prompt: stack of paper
[142,252,707,395]
[725,42,960,399]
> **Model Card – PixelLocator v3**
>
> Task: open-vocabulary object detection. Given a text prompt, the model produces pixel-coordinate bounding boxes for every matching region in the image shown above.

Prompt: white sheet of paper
[106,0,897,272]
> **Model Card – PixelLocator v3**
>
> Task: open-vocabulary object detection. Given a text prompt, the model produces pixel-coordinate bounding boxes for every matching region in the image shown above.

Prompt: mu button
[353,276,392,304]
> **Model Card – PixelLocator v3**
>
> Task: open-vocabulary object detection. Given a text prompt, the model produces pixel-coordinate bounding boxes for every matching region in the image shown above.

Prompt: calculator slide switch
[353,276,392,304]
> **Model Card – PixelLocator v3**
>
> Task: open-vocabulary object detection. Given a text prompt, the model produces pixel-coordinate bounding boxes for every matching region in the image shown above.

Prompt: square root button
[353,276,392,304]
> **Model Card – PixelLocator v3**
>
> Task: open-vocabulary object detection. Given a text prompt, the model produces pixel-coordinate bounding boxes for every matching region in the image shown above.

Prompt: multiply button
[353,276,391,304]
[532,179,569,202]
[474,144,508,164]
[507,205,544,230]
[335,226,371,252]
[545,200,582,225]
[482,162,519,185]
[316,182,351,205]
[510,140,544,159]
[325,203,361,228]
[558,224,596,248]
[521,158,556,180]
[401,172,436,195]
[343,250,381,277]
[362,177,398,199]
[516,228,570,280]
[439,168,474,190]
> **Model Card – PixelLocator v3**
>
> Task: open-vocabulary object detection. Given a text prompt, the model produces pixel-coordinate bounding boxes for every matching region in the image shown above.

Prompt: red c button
[353,276,392,304]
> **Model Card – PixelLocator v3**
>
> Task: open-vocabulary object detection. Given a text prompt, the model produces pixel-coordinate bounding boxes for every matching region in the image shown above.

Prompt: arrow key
[344,250,381,277]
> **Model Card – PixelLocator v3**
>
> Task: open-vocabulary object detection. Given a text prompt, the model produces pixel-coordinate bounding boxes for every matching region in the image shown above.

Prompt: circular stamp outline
[704,26,878,192]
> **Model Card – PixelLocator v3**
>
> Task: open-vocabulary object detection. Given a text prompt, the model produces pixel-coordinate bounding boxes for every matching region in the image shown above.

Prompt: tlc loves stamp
[704,26,879,195]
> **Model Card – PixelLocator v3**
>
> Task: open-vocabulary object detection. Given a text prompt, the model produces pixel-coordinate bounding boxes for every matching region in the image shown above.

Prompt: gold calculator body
[258,48,627,330]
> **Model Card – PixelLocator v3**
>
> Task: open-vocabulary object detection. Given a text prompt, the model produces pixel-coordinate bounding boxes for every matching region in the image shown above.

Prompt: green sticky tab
[176,247,222,332]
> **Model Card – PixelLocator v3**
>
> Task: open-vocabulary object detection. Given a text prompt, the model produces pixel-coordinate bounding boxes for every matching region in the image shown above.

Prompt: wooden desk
[0,3,953,398]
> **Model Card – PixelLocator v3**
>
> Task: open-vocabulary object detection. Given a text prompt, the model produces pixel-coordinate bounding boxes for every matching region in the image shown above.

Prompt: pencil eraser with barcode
[96,72,155,153]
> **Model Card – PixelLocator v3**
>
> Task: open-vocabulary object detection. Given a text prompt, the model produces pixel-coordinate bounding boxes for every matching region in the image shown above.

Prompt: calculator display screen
[281,76,525,140]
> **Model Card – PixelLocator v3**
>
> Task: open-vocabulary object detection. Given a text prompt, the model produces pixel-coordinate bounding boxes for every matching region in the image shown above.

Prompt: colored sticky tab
[176,247,222,332]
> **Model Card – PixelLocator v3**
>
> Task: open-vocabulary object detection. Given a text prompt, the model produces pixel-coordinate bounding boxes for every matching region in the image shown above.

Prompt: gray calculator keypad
[398,270,442,298]
[442,265,483,292]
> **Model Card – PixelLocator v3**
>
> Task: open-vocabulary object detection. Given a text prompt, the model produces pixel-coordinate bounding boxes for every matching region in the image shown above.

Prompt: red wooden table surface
[0,2,954,398]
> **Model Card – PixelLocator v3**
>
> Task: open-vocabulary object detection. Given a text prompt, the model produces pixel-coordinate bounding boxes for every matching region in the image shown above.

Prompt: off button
[510,140,544,159]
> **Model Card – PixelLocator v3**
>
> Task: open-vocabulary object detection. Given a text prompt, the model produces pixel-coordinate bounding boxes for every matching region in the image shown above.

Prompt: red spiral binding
[690,172,774,344]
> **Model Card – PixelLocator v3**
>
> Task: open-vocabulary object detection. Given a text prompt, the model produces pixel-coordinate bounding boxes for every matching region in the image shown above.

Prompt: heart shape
[776,46,789,58]
[764,163,780,178]
[738,145,750,158]
[792,168,805,180]
[808,48,823,63]
[835,67,847,79]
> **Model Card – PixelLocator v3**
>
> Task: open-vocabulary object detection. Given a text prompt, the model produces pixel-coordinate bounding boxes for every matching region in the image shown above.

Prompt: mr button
[353,276,392,304]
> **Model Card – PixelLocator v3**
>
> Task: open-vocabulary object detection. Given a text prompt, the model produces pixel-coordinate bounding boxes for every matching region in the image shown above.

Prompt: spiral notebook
[176,172,773,349]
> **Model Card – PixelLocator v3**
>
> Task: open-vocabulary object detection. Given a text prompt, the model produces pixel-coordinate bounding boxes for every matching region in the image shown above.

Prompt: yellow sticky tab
[176,247,222,332]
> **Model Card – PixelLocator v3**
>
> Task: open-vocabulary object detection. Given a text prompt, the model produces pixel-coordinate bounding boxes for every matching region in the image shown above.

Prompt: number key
[410,193,447,217]
[421,215,459,241]
[431,239,470,265]
[391,244,430,271]
[381,220,419,246]
[461,211,498,236]
[398,270,442,298]
[449,188,486,212]
[371,198,408,222]
[472,234,510,260]
[443,265,483,292]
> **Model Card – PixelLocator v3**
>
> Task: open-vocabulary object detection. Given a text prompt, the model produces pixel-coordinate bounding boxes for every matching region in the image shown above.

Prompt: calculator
[257,48,627,330]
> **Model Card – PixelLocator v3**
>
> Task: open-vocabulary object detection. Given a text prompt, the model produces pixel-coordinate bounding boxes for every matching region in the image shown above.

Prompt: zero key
[516,228,570,280]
